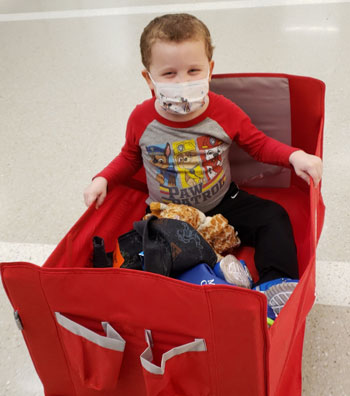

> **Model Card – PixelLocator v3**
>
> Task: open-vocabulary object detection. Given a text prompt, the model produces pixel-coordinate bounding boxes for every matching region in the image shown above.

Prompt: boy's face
[142,39,214,89]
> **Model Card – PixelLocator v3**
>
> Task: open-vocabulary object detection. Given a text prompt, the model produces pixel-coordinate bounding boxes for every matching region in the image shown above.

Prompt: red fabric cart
[1,73,325,396]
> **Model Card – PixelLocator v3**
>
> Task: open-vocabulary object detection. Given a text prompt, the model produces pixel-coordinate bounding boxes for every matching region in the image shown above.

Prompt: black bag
[130,216,217,277]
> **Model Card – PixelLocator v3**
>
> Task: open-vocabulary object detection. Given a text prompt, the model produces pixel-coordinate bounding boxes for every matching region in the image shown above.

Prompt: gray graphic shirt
[97,92,296,213]
[140,118,231,212]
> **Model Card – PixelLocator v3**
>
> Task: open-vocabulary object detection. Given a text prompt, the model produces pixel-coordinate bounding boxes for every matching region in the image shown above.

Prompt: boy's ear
[142,69,154,91]
[209,60,215,81]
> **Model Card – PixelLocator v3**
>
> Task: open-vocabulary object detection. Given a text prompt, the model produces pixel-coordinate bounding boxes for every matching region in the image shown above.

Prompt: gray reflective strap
[140,329,207,375]
[55,312,125,352]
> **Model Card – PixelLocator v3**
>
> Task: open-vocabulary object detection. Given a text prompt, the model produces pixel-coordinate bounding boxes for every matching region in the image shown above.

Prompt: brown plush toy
[144,202,241,258]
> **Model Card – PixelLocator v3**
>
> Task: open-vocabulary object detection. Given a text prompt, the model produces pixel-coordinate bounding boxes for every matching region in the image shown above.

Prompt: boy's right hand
[84,177,108,209]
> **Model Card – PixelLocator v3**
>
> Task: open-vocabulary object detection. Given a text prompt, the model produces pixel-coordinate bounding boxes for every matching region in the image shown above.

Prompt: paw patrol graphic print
[146,143,177,187]
[173,140,204,188]
[197,136,224,189]
[145,136,227,206]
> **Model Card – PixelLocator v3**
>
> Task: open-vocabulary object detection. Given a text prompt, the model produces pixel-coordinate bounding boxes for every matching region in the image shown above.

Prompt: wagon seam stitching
[204,288,220,396]
[38,269,79,395]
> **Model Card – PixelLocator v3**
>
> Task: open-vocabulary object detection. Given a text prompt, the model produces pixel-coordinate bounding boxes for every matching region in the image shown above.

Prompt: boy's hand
[84,177,108,209]
[289,150,323,187]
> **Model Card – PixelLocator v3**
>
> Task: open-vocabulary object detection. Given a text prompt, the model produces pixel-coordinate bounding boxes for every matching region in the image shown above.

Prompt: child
[84,13,322,316]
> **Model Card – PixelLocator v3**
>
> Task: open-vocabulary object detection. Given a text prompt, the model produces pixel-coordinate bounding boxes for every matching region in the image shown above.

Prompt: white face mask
[149,72,209,115]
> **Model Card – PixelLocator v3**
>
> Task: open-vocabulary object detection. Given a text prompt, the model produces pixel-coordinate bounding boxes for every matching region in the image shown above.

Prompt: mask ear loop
[147,72,158,98]
[207,68,211,79]
[148,72,157,85]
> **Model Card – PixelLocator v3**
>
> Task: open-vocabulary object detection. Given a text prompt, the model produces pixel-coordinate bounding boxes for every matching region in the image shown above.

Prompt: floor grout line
[1,0,350,22]
[0,241,348,307]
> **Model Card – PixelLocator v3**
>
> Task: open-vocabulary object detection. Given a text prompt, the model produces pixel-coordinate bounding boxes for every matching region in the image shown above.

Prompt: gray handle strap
[55,312,125,352]
[140,329,206,375]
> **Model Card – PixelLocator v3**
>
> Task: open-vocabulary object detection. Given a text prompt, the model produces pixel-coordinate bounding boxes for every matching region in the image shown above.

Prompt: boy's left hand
[289,150,323,186]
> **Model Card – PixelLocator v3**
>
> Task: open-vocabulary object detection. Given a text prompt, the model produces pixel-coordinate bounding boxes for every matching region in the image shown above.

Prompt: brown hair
[140,13,214,70]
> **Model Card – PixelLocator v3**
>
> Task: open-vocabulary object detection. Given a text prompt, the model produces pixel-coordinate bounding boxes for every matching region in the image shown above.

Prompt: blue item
[253,278,298,292]
[139,251,145,269]
[253,278,299,323]
[213,261,225,279]
[177,263,232,286]
[267,305,276,326]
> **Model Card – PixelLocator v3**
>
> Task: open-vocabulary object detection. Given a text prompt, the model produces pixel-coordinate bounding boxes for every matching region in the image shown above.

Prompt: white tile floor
[1,1,350,395]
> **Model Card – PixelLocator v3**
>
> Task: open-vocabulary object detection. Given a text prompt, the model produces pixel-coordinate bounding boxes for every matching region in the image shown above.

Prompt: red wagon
[1,73,325,396]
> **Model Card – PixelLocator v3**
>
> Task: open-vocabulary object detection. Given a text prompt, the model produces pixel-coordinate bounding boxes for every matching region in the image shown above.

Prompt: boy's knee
[265,201,290,224]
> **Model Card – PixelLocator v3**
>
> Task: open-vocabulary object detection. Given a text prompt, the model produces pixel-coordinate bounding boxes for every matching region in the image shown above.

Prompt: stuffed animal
[144,202,241,258]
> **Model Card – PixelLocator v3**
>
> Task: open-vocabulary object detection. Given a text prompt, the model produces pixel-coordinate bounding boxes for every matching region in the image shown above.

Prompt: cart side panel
[40,269,269,396]
[210,75,293,189]
[289,75,325,190]
[43,184,148,269]
[1,263,270,395]
[0,263,75,395]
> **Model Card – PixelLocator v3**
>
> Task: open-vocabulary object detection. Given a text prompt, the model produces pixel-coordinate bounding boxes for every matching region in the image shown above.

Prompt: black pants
[206,182,299,285]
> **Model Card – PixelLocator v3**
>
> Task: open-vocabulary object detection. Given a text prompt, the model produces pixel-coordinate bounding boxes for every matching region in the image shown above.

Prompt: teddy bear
[143,202,241,259]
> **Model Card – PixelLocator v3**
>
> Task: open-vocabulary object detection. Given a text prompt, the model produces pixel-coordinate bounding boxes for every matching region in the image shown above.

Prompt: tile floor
[1,1,349,395]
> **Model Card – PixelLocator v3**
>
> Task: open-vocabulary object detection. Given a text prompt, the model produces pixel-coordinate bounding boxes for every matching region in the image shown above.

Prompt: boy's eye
[189,69,200,74]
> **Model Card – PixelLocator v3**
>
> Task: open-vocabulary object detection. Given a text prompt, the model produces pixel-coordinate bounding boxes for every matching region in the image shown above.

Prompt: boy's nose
[174,77,184,84]
[174,72,189,83]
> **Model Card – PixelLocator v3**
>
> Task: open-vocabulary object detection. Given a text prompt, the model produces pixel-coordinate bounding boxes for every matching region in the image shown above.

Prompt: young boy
[84,14,322,316]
